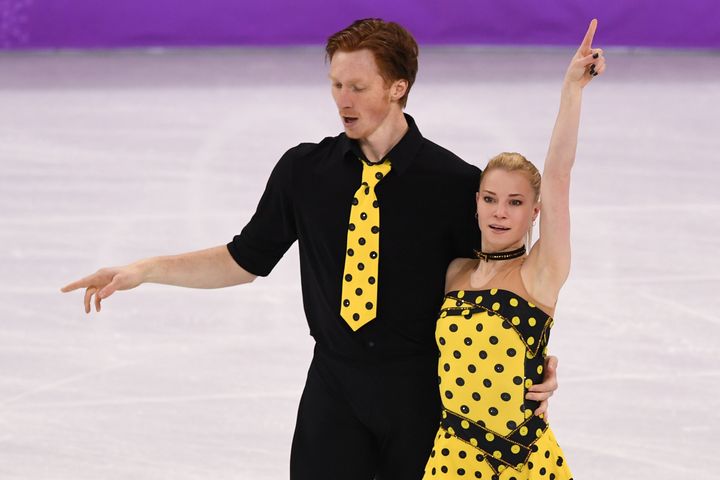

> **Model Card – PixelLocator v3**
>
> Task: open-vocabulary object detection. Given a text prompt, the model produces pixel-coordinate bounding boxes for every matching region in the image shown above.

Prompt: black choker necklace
[474,245,526,262]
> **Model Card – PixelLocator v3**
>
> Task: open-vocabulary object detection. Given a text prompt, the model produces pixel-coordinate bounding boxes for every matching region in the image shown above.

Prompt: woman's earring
[474,212,478,219]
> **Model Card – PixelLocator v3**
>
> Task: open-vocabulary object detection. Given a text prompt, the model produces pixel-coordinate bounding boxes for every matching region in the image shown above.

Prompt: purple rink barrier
[1,0,719,50]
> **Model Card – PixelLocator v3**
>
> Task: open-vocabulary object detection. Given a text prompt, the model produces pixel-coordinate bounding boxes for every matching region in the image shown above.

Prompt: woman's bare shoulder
[445,257,476,293]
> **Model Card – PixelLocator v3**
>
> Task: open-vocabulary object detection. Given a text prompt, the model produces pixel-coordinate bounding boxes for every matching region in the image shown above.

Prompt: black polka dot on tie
[506,420,517,429]
[352,313,360,321]
[352,197,358,205]
[539,467,546,475]
[358,263,365,270]
[347,248,354,256]
[483,378,492,388]
[365,302,373,310]
[345,274,352,282]
[371,226,379,233]
[364,187,370,195]
[460,405,470,414]
[556,457,564,466]
[476,323,484,332]
[443,363,450,372]
[506,348,516,357]
[375,172,383,180]
[464,337,472,346]
[513,376,523,385]
[348,223,355,231]
[453,350,462,359]
[369,251,377,259]
[467,364,476,373]
[489,336,499,345]
[455,377,465,386]
[355,288,363,296]
[444,390,453,399]
[501,392,511,401]
[457,468,465,476]
[368,276,376,284]
[488,407,498,416]
[479,350,488,359]
[476,454,484,462]
[449,323,458,332]
[373,200,378,208]
[494,363,504,373]
[459,450,467,459]
[441,448,450,456]
[545,450,551,459]
[472,392,481,401]
[343,299,350,307]
[360,212,367,220]
[358,237,366,245]
[441,466,448,473]
[439,337,446,345]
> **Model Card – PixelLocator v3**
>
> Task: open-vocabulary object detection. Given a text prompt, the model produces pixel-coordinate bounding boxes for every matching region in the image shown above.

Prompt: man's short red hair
[326,18,419,108]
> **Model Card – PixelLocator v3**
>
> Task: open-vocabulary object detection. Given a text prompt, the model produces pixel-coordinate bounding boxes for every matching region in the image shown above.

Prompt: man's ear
[391,79,408,101]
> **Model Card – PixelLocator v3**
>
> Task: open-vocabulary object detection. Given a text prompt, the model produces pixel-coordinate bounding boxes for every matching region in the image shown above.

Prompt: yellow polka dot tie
[340,158,391,331]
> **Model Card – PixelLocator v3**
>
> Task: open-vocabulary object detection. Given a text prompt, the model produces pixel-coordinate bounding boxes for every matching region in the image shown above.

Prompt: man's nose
[336,88,353,108]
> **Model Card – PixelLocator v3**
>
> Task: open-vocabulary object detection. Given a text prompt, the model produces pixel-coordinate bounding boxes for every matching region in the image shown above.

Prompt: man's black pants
[290,348,441,480]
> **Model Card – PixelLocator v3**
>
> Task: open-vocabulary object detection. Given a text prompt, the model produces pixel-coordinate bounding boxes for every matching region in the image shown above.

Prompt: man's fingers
[533,401,550,423]
[544,355,558,373]
[98,276,122,300]
[84,287,96,314]
[579,18,598,54]
[526,389,554,401]
[61,275,95,293]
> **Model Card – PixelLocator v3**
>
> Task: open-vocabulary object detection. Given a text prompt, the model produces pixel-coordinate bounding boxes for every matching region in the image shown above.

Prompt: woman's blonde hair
[482,152,541,203]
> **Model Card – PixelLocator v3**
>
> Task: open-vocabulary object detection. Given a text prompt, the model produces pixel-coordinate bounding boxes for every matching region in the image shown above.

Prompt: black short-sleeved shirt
[228,114,481,361]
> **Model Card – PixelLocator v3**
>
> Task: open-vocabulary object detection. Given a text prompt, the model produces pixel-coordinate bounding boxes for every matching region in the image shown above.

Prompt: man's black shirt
[227,115,481,360]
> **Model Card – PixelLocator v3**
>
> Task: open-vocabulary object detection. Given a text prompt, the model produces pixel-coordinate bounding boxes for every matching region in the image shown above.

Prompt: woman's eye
[510,200,523,206]
[483,196,494,203]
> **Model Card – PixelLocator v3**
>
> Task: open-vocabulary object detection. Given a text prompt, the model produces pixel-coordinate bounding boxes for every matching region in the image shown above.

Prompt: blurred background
[1,1,719,480]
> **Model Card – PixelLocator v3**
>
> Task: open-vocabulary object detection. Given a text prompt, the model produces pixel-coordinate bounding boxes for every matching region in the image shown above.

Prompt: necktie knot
[361,158,392,189]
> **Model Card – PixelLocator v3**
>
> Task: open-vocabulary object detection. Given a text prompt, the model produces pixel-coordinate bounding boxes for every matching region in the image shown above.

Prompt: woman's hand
[564,19,606,89]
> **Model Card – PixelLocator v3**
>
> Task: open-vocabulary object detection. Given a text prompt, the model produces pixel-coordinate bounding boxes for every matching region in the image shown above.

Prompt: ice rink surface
[1,46,719,479]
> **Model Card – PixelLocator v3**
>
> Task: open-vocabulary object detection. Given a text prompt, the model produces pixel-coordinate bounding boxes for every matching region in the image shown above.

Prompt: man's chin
[344,128,362,139]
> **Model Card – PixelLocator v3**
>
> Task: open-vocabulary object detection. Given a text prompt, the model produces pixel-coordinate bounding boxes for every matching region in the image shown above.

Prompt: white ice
[0,46,719,479]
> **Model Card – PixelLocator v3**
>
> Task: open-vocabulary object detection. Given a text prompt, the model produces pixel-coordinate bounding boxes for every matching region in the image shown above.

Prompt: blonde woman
[423,19,605,480]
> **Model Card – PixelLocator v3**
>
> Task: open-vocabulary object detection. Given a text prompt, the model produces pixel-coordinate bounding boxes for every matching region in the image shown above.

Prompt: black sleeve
[226,146,305,277]
[450,166,483,258]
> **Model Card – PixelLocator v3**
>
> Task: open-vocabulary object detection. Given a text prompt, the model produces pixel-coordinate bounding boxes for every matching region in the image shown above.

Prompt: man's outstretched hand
[61,264,146,313]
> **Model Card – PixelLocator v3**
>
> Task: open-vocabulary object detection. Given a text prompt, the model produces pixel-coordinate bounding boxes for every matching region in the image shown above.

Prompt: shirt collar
[339,113,424,176]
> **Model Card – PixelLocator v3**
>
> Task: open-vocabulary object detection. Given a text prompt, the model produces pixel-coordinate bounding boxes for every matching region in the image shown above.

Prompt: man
[62,18,559,480]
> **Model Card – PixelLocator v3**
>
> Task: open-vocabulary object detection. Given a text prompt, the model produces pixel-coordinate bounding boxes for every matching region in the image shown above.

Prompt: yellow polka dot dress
[423,266,573,480]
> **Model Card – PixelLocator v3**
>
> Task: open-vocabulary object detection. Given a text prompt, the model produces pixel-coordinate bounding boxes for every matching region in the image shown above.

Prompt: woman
[423,19,605,480]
